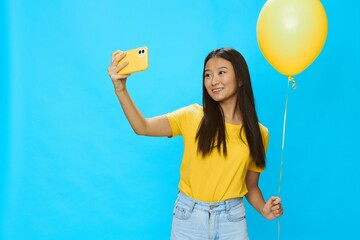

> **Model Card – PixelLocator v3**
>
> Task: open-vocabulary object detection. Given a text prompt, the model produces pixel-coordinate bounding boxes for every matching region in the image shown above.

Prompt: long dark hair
[195,48,266,168]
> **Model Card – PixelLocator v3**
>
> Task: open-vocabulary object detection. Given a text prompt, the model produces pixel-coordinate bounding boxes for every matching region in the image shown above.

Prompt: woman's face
[204,57,239,105]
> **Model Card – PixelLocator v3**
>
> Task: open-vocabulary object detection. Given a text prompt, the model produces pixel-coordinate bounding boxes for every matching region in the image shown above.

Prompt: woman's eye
[219,71,226,75]
[205,73,212,78]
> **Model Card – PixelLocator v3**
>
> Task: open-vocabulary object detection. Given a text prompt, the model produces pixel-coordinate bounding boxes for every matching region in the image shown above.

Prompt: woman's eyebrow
[205,66,228,72]
[218,66,228,70]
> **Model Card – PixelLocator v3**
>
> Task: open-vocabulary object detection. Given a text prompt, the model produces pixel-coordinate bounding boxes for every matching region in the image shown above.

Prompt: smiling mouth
[212,88,224,93]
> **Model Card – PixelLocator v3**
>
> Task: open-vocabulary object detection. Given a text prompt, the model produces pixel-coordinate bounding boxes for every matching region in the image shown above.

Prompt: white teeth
[212,88,223,92]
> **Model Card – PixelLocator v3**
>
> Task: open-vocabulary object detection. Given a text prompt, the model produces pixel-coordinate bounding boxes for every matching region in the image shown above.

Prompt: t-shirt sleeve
[164,104,198,137]
[248,125,269,172]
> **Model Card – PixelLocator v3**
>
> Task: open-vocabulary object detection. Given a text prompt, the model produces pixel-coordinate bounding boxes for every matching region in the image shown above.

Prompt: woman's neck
[220,101,243,124]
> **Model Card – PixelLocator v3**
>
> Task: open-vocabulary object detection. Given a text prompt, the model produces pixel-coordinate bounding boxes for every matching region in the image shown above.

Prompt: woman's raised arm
[107,50,172,137]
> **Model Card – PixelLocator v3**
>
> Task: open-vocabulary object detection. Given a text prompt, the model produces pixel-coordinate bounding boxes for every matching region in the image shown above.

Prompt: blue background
[1,0,359,239]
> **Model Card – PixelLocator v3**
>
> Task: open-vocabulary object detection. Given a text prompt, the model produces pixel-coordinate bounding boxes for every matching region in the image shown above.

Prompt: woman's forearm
[116,89,148,135]
[245,186,266,216]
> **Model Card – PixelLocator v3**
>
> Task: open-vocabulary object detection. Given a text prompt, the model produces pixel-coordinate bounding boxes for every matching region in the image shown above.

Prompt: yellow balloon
[257,0,328,76]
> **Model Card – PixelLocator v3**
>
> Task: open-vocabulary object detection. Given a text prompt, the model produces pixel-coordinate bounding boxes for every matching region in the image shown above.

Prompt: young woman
[108,48,283,239]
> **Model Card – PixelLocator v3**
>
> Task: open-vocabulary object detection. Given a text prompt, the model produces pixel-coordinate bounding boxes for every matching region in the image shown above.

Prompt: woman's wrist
[114,87,127,96]
[260,206,266,217]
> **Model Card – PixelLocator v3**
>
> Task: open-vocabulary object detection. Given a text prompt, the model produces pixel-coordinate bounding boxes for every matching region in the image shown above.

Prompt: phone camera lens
[138,50,142,54]
[142,49,145,53]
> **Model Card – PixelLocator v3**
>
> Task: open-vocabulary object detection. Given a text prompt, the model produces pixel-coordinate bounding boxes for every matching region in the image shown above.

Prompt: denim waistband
[177,192,243,213]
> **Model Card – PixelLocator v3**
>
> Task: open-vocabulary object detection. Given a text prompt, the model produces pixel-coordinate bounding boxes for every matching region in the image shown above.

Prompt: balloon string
[278,77,295,240]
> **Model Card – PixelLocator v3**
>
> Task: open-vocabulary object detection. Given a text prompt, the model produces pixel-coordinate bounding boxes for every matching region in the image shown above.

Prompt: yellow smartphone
[117,46,149,75]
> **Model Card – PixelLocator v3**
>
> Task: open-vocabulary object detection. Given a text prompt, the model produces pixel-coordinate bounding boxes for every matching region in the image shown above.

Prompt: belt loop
[190,200,196,213]
[226,200,230,213]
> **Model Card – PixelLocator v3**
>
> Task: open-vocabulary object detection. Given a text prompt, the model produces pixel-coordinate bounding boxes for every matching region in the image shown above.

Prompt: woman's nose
[211,75,220,85]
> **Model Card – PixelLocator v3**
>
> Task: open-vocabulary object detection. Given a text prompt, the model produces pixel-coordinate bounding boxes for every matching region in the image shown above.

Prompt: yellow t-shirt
[165,104,268,202]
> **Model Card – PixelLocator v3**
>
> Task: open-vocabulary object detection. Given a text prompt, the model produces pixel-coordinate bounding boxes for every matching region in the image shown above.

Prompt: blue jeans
[170,192,249,240]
